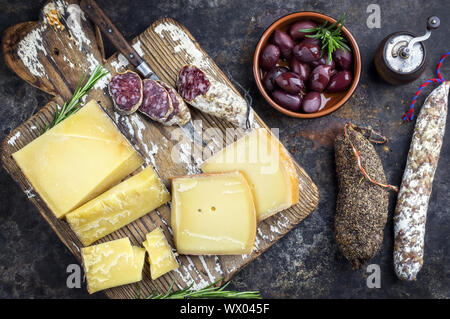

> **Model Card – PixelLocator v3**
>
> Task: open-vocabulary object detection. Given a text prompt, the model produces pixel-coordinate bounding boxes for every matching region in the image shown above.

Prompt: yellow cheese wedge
[66,166,170,246]
[142,228,178,280]
[12,100,143,218]
[81,238,145,294]
[201,128,299,221]
[171,172,256,255]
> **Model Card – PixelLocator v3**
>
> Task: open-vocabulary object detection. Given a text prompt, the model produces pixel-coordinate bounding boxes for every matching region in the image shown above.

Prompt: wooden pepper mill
[375,16,440,85]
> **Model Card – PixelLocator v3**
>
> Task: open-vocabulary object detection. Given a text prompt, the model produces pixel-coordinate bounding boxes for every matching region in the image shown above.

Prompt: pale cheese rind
[201,128,299,221]
[66,166,170,246]
[171,172,256,255]
[81,238,144,294]
[142,228,178,280]
[12,100,143,218]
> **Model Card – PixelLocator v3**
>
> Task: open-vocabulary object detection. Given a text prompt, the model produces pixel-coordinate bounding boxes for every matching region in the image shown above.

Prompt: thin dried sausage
[394,81,450,280]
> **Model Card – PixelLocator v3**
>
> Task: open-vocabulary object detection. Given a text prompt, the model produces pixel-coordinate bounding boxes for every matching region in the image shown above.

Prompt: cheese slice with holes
[12,100,143,218]
[142,227,178,280]
[66,166,170,246]
[81,238,145,294]
[171,172,256,255]
[201,128,299,221]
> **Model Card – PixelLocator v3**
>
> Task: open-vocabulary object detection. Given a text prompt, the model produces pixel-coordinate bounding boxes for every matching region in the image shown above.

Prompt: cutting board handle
[80,0,144,68]
[1,0,105,100]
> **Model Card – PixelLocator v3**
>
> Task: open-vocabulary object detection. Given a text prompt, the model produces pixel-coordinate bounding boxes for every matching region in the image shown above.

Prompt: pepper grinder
[374,16,440,85]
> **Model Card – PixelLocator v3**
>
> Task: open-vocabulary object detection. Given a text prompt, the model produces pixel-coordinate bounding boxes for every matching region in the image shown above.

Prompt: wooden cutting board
[1,0,318,299]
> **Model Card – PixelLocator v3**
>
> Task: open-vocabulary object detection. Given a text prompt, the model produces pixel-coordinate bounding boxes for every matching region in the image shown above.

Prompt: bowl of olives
[253,12,361,118]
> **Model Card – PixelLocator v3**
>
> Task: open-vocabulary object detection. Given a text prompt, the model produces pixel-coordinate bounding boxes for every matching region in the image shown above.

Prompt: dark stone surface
[0,0,449,299]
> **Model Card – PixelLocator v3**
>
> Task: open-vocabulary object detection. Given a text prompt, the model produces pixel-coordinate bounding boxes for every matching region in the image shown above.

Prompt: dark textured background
[0,0,449,299]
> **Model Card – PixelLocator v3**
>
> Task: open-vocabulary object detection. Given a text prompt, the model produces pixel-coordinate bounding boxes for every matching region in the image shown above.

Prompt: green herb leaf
[299,13,350,62]
[298,27,317,33]
[40,65,109,134]
[136,279,262,299]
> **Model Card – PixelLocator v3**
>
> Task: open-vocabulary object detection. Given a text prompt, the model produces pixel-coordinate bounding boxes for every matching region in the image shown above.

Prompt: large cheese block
[201,128,299,221]
[142,227,178,280]
[171,172,256,255]
[81,238,145,294]
[12,100,143,218]
[66,166,170,246]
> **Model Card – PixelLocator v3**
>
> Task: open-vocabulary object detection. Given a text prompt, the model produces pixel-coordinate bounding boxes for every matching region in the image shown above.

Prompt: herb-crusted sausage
[334,125,389,269]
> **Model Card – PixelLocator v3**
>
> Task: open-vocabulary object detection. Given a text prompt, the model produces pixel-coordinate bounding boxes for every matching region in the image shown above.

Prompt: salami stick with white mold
[394,81,450,281]
[177,65,249,128]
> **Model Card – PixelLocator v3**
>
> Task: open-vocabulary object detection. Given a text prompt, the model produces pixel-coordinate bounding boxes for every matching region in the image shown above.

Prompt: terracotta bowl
[253,12,361,118]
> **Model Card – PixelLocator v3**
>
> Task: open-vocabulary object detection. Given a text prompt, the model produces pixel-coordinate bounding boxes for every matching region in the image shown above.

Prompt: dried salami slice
[394,81,449,281]
[139,79,173,122]
[177,65,210,101]
[176,65,248,128]
[157,81,191,126]
[108,70,143,115]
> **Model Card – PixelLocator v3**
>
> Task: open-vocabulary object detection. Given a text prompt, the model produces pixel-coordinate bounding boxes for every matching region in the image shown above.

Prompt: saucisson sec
[394,81,449,281]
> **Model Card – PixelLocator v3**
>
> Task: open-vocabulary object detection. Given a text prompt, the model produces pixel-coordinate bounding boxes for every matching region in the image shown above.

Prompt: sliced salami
[139,79,173,122]
[177,65,210,101]
[108,70,143,115]
[177,65,248,128]
[394,81,449,281]
[158,81,191,126]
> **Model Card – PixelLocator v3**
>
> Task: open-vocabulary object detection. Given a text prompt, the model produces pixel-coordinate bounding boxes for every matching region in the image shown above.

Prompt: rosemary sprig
[136,279,261,299]
[40,64,109,134]
[299,13,351,62]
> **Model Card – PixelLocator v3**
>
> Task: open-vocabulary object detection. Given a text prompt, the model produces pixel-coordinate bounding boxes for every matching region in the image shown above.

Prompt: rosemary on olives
[258,13,354,113]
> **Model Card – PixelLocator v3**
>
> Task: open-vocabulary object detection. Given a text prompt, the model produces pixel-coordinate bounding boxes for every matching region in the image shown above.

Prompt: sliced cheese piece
[142,227,178,280]
[171,172,256,255]
[132,246,146,280]
[12,100,143,218]
[81,238,144,294]
[201,128,299,221]
[66,166,170,246]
